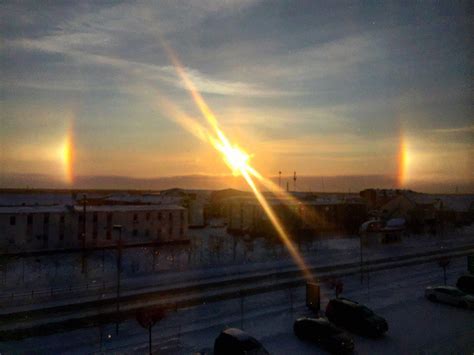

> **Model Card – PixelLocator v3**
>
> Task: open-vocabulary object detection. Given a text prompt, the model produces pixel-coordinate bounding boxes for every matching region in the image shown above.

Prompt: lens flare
[159,39,315,282]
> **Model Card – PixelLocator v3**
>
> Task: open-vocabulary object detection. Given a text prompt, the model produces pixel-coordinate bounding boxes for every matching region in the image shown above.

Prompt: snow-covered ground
[2,225,472,305]
[2,246,472,354]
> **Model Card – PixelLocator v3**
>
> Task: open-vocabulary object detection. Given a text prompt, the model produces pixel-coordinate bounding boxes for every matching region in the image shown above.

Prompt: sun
[218,143,250,176]
[160,38,315,282]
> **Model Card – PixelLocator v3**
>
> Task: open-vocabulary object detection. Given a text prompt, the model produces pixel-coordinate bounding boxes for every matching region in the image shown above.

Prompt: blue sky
[1,1,472,191]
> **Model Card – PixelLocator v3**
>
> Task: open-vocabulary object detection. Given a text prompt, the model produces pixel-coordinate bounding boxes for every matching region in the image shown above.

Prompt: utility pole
[278,171,282,188]
[293,171,297,192]
[114,225,123,335]
[81,194,87,274]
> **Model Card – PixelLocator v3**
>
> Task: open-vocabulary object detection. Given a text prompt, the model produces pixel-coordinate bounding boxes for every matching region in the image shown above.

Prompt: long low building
[223,195,367,236]
[0,204,187,252]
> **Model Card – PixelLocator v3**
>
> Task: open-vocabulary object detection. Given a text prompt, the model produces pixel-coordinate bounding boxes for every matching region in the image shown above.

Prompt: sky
[1,1,473,192]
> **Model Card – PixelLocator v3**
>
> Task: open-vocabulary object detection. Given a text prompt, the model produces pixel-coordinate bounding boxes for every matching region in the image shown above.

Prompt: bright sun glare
[216,143,250,176]
[160,39,315,283]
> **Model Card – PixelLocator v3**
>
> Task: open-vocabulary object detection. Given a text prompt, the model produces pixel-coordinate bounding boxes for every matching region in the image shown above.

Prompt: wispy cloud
[6,34,288,98]
[431,125,474,135]
[1,1,472,189]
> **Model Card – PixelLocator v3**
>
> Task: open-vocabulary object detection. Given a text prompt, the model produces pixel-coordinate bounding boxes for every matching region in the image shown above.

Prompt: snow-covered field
[2,237,473,354]
[2,225,472,306]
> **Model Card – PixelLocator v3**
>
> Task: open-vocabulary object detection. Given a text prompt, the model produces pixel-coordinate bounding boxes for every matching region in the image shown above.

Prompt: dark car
[214,328,270,355]
[457,275,474,295]
[294,317,354,354]
[325,298,388,337]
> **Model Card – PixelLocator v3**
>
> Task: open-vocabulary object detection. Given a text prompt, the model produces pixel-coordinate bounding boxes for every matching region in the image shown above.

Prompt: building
[0,204,187,252]
[359,188,406,210]
[223,194,366,236]
[159,188,209,227]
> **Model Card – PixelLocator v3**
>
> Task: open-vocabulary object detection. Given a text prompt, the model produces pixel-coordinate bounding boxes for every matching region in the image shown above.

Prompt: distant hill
[1,173,472,194]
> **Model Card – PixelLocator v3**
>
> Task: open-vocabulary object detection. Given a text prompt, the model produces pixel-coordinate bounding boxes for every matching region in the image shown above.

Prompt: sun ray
[241,170,315,281]
[159,39,315,282]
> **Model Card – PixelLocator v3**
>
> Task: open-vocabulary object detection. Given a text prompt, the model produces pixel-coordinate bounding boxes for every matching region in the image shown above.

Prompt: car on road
[294,316,354,354]
[214,328,270,355]
[456,275,474,295]
[325,298,388,337]
[425,286,474,308]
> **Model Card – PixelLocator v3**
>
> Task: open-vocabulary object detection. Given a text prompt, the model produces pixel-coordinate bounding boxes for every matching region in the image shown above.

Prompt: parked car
[425,286,474,308]
[294,316,354,354]
[325,298,388,337]
[456,275,474,295]
[214,328,270,355]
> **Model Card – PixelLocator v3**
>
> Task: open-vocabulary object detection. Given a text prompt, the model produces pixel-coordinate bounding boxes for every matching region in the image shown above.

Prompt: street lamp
[113,224,123,335]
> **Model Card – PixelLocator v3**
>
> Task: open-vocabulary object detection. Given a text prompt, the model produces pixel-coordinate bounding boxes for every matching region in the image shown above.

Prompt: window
[43,214,49,242]
[169,212,173,221]
[78,215,83,240]
[133,229,138,237]
[9,216,16,226]
[146,212,150,221]
[59,214,65,241]
[158,212,162,221]
[133,213,138,223]
[106,213,112,240]
[27,214,33,236]
[145,229,150,237]
[92,212,98,240]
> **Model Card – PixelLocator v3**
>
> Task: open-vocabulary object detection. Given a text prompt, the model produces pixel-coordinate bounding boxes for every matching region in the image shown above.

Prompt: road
[261,259,474,354]
[180,256,473,355]
[3,250,472,354]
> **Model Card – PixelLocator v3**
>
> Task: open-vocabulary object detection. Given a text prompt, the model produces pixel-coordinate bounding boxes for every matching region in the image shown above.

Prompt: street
[4,250,472,354]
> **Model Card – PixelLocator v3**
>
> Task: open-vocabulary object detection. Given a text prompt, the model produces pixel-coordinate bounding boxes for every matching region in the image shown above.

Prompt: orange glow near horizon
[160,39,315,282]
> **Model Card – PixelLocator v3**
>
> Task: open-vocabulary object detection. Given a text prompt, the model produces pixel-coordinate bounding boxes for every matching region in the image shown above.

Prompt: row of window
[8,214,185,241]
[134,211,185,223]
[8,210,185,227]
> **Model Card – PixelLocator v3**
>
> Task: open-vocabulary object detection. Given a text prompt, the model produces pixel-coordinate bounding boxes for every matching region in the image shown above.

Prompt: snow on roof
[0,204,184,214]
[224,195,361,206]
[403,192,441,206]
[73,205,185,212]
[104,192,182,205]
[0,206,68,214]
[0,193,74,206]
[439,195,474,212]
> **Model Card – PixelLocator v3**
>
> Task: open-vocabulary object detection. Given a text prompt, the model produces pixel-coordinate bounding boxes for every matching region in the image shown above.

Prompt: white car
[425,286,474,309]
